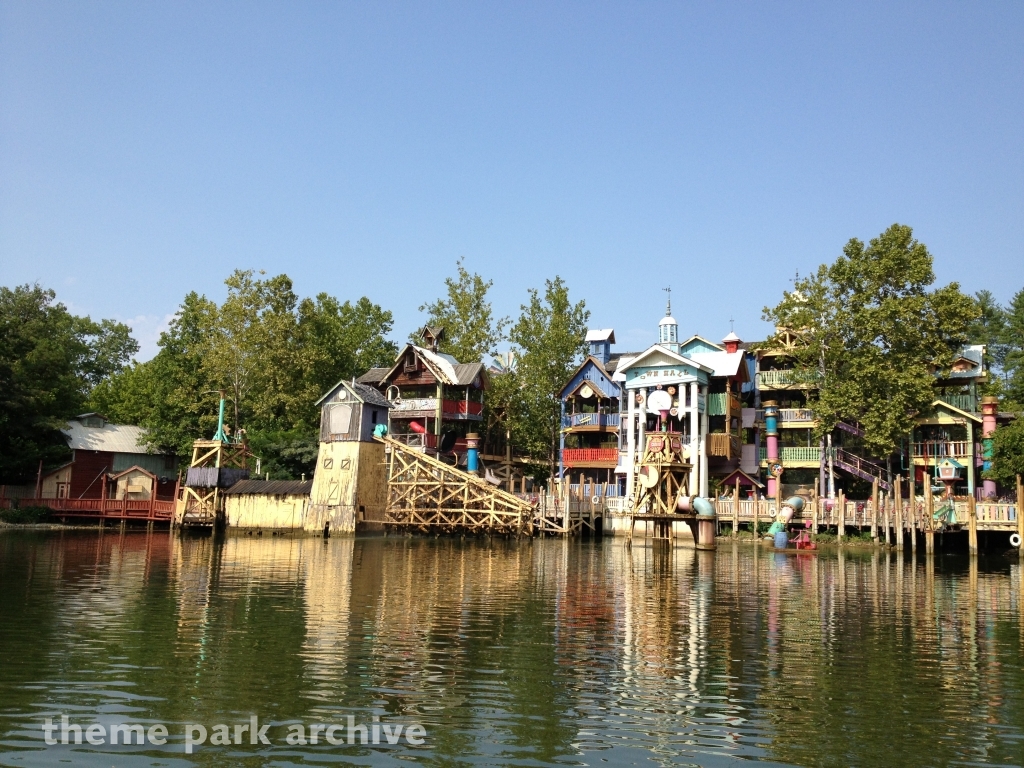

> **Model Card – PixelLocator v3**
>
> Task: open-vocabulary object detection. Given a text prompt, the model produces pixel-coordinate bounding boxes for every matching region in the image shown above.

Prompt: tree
[90,272,399,477]
[416,258,509,362]
[968,290,1008,389]
[0,284,137,482]
[762,224,979,458]
[297,294,398,414]
[988,418,1024,487]
[506,277,589,472]
[1002,287,1024,408]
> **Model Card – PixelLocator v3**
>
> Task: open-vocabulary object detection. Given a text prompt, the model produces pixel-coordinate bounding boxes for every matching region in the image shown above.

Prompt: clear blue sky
[2,2,1022,360]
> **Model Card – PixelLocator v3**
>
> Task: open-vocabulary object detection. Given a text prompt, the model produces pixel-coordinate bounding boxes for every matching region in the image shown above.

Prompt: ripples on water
[1,531,1023,767]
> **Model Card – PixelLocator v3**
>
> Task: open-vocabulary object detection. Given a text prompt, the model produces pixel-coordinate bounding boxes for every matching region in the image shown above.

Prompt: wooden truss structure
[381,436,536,534]
[178,439,250,527]
[629,432,697,540]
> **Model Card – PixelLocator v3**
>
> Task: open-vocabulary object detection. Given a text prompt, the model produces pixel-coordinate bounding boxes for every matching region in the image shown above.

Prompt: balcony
[756,369,819,389]
[937,393,978,413]
[562,412,621,429]
[562,448,619,466]
[759,446,823,463]
[755,407,815,424]
[911,441,971,459]
[708,433,741,459]
[391,398,483,420]
[706,392,742,417]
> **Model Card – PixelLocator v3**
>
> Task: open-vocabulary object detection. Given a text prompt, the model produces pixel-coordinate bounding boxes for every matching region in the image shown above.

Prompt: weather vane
[663,286,671,315]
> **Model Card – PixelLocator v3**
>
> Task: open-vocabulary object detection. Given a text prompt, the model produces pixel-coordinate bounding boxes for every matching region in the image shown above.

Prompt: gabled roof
[616,344,714,375]
[377,345,485,387]
[943,345,986,379]
[316,378,394,408]
[721,469,764,489]
[585,328,616,343]
[356,367,389,385]
[62,419,161,454]
[688,350,749,380]
[559,356,618,398]
[679,334,725,352]
[929,399,982,423]
[109,465,157,481]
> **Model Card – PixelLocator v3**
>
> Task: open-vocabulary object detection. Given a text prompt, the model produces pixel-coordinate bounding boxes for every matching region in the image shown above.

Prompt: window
[371,410,378,424]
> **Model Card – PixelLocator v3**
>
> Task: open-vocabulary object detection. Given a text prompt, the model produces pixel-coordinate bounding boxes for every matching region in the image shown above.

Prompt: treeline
[3,225,1023,485]
[0,264,590,484]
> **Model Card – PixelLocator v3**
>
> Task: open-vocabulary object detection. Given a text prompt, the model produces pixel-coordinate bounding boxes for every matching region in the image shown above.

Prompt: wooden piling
[910,472,918,554]
[968,494,978,555]
[1017,474,1023,561]
[837,490,846,542]
[871,478,879,541]
[811,496,819,535]
[732,478,740,537]
[895,476,904,551]
[924,476,934,554]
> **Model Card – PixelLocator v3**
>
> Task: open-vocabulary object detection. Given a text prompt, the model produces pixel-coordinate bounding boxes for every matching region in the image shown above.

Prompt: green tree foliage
[763,224,979,458]
[416,258,509,362]
[1002,287,1024,408]
[968,290,1009,376]
[505,277,589,470]
[0,285,137,482]
[91,271,397,477]
[988,417,1024,486]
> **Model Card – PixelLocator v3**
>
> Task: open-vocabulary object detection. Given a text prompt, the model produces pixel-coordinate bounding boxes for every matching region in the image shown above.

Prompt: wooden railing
[759,446,822,462]
[707,433,741,459]
[911,441,970,458]
[562,413,620,428]
[0,496,175,521]
[561,448,619,464]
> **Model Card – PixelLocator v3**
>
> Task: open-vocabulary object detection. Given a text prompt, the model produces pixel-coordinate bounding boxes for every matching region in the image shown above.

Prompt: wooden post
[924,475,934,554]
[837,489,845,542]
[1017,474,1023,561]
[910,471,918,554]
[871,478,879,541]
[34,459,43,501]
[968,494,978,555]
[812,496,819,535]
[753,496,759,538]
[895,475,904,551]
[732,478,740,537]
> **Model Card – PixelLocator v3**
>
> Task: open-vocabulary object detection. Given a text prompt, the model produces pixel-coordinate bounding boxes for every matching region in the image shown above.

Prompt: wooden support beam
[871,478,879,542]
[968,494,978,555]
[925,475,934,554]
[895,476,904,551]
[837,490,845,542]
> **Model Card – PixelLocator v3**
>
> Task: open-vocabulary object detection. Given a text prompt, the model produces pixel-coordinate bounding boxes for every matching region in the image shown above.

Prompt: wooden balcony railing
[561,448,619,465]
[759,446,823,463]
[911,441,970,458]
[708,433,741,458]
[562,412,620,428]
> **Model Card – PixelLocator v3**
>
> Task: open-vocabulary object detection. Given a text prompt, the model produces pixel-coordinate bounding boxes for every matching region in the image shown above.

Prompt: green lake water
[1,531,1023,767]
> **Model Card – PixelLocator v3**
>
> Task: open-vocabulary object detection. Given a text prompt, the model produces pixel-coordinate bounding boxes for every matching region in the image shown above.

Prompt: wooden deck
[0,496,176,524]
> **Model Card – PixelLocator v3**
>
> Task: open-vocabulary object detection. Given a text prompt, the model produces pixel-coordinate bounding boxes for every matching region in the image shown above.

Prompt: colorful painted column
[466,432,480,475]
[982,396,998,499]
[764,401,779,498]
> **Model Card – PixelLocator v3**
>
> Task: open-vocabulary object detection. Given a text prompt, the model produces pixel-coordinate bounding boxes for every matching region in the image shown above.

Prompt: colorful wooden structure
[356,326,486,454]
[558,330,621,485]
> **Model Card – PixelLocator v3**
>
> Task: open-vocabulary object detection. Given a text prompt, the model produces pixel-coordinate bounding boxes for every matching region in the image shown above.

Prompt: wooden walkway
[0,496,176,524]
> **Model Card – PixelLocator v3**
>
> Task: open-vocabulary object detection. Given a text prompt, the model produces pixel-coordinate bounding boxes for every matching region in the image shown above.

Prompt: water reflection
[1,531,1023,767]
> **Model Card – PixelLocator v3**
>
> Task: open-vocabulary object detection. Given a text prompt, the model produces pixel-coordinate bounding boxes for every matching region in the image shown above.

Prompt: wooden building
[224,479,313,530]
[357,327,486,454]
[39,413,178,501]
[558,329,622,487]
[306,379,393,534]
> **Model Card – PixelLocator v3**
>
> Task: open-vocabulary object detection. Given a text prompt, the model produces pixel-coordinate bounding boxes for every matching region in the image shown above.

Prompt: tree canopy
[416,258,509,362]
[762,224,979,458]
[90,271,397,477]
[503,277,590,469]
[0,285,137,483]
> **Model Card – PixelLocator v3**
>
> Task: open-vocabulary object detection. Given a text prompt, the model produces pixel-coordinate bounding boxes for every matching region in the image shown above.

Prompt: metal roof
[224,480,313,496]
[585,328,616,343]
[356,367,389,384]
[315,378,394,408]
[62,419,162,454]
